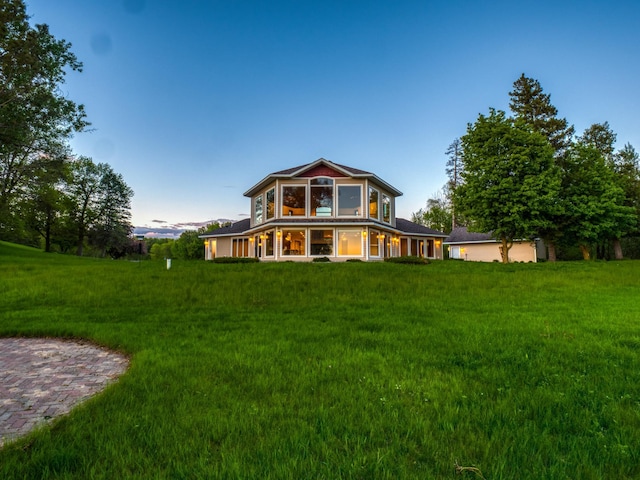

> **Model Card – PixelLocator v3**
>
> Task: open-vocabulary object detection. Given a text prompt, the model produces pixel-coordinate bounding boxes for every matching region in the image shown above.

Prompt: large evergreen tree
[508,74,576,260]
[445,138,464,229]
[509,74,574,156]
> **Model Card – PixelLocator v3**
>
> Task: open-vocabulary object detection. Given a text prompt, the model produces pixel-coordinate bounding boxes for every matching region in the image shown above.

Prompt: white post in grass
[166,258,172,270]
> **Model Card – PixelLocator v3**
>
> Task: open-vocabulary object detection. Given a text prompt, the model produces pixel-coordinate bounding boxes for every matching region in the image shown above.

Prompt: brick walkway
[0,338,129,447]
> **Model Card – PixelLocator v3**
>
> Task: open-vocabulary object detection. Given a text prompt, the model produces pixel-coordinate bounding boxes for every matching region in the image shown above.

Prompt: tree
[561,144,635,260]
[576,123,636,259]
[455,109,561,263]
[509,74,574,156]
[508,74,575,261]
[64,157,133,257]
[90,168,133,257]
[22,147,70,251]
[0,0,88,237]
[578,122,617,164]
[411,189,453,234]
[445,138,464,229]
[64,157,101,256]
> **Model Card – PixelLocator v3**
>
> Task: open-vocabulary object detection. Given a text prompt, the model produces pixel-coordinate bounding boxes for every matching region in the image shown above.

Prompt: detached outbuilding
[444,226,545,263]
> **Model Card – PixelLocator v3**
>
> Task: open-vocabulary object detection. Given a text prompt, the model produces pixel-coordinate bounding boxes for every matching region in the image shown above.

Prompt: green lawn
[1,241,640,479]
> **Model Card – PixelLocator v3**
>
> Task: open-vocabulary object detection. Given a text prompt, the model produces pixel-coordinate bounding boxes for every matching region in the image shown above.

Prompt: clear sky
[24,0,640,230]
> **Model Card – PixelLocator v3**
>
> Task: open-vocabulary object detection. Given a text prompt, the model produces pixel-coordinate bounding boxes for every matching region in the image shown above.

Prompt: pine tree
[509,74,574,156]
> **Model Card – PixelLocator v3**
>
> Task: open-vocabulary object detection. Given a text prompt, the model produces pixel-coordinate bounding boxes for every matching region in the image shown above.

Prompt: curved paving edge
[0,338,129,448]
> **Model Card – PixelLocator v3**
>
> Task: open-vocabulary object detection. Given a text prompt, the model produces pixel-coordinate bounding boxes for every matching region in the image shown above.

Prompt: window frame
[337,229,363,257]
[281,184,307,217]
[337,184,362,217]
[310,177,334,217]
[281,229,306,257]
[382,194,391,223]
[266,187,275,220]
[254,194,263,224]
[309,229,334,256]
[369,187,379,220]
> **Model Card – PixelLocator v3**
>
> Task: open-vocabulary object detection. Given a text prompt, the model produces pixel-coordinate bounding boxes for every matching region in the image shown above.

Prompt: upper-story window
[369,187,379,220]
[254,195,263,224]
[282,185,306,216]
[337,185,362,216]
[311,178,333,216]
[382,194,391,223]
[266,188,275,220]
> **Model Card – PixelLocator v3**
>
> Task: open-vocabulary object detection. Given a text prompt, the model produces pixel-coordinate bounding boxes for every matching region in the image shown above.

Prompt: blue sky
[25,0,640,229]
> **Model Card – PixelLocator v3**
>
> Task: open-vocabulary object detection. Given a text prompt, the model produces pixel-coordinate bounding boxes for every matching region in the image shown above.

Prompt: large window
[232,238,249,257]
[265,231,274,256]
[338,185,362,216]
[311,178,333,216]
[282,230,306,256]
[382,194,391,223]
[282,186,306,216]
[369,187,379,220]
[337,230,362,256]
[310,229,333,256]
[266,188,275,220]
[369,230,379,256]
[254,195,263,224]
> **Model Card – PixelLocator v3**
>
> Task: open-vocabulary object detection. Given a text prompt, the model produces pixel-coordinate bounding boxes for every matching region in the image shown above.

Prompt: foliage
[149,240,173,260]
[383,255,429,264]
[412,192,452,234]
[312,256,331,262]
[508,73,574,156]
[0,0,88,238]
[560,144,636,259]
[1,243,640,479]
[64,157,133,257]
[456,109,561,263]
[211,256,259,263]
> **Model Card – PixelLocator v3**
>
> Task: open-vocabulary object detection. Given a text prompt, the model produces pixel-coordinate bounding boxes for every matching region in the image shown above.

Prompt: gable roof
[444,226,494,244]
[199,218,251,238]
[244,158,403,197]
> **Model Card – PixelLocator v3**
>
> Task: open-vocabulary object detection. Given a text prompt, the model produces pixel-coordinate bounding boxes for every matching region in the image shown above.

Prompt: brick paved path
[0,338,129,447]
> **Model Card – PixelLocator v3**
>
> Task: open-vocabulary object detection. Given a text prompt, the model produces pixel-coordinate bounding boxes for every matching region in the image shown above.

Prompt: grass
[1,240,640,479]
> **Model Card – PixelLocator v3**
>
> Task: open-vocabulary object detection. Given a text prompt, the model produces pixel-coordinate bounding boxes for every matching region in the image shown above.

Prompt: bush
[312,256,331,262]
[384,255,429,265]
[212,257,260,264]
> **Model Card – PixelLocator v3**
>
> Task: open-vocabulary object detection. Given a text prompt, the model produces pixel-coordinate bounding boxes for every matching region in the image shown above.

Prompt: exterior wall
[206,228,445,262]
[449,241,537,262]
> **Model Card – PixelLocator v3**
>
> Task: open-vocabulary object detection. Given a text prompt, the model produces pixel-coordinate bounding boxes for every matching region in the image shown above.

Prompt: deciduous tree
[561,144,635,260]
[456,109,561,263]
[0,0,88,237]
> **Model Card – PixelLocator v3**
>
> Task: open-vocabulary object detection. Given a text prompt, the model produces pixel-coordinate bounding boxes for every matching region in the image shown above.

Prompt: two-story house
[200,158,447,261]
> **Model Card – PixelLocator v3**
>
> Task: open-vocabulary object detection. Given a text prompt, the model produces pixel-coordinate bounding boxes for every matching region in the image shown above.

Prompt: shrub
[212,257,260,264]
[312,256,331,262]
[384,255,429,265]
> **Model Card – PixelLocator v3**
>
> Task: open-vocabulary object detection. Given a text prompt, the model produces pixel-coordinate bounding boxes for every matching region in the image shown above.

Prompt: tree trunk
[76,223,84,256]
[612,238,624,260]
[500,236,511,263]
[44,207,52,253]
[579,244,591,260]
[547,240,557,262]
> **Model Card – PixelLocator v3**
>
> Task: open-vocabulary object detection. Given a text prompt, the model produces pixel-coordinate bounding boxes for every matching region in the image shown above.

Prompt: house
[444,226,545,262]
[200,158,447,262]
